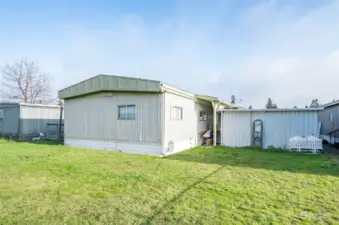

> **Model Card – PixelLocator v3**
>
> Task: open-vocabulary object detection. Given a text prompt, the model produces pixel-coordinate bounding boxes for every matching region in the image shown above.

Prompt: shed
[0,102,63,140]
[219,108,323,149]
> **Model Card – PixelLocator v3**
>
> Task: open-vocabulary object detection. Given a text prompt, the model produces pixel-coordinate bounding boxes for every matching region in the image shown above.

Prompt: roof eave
[58,74,163,99]
[218,107,324,112]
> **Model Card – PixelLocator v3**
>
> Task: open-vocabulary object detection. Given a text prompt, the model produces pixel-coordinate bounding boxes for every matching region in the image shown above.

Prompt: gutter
[160,83,196,100]
[58,105,64,140]
[218,108,324,112]
[18,104,21,140]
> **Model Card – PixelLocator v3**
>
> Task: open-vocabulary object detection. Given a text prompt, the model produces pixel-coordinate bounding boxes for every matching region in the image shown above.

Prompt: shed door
[47,124,58,140]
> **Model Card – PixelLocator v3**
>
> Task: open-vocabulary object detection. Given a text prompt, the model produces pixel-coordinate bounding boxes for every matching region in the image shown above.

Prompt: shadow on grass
[142,165,225,225]
[165,147,339,177]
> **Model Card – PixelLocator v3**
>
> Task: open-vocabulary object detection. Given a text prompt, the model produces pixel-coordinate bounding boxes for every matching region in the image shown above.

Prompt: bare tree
[0,59,53,103]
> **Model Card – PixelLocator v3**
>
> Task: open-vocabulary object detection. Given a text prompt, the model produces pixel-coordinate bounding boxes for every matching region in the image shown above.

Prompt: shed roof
[218,108,324,112]
[321,100,339,108]
[0,102,61,108]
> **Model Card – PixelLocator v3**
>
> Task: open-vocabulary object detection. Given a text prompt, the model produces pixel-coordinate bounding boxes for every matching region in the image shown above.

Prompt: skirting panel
[162,139,197,156]
[64,138,163,156]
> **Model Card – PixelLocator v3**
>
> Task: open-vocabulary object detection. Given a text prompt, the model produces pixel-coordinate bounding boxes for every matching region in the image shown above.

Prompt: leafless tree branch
[0,59,53,104]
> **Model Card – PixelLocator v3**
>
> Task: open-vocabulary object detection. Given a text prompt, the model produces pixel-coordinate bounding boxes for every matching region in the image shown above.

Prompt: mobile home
[319,100,339,143]
[0,102,63,140]
[58,74,228,156]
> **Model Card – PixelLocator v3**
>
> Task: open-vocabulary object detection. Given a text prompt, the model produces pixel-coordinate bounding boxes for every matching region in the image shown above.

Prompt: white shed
[219,108,323,149]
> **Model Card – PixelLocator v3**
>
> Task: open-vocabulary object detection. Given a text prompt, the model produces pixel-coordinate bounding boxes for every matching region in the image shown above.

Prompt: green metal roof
[58,74,230,108]
[58,75,162,99]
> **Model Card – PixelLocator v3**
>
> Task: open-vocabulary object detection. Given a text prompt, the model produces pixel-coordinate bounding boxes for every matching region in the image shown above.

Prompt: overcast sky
[0,0,338,108]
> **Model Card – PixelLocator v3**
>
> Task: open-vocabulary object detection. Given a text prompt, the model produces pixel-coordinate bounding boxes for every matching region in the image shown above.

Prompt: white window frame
[200,111,208,121]
[171,106,183,120]
[0,109,3,119]
[118,105,136,120]
[329,113,333,122]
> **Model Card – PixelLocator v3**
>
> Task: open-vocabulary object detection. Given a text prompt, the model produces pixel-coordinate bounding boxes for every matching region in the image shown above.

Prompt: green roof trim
[195,95,231,108]
[195,95,219,101]
[58,75,162,99]
[58,75,229,108]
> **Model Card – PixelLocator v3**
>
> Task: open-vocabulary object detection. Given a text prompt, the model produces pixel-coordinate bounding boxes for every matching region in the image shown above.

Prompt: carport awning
[195,96,231,146]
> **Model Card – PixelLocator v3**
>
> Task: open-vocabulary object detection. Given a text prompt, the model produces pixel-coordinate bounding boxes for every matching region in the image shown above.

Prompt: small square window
[118,105,136,119]
[171,106,183,120]
[200,111,207,121]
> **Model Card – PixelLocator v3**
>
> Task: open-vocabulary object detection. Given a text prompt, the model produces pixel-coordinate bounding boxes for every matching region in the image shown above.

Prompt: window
[0,109,3,119]
[118,105,136,119]
[171,106,183,120]
[329,113,333,122]
[200,111,207,121]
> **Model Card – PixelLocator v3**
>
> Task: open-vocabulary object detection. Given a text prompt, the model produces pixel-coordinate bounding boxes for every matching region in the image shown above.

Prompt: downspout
[17,104,21,140]
[212,100,222,146]
[38,107,40,134]
[220,110,223,146]
[212,101,217,146]
[58,105,64,140]
[161,91,167,155]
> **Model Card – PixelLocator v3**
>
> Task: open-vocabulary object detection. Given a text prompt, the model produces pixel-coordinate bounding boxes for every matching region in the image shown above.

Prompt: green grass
[0,140,339,224]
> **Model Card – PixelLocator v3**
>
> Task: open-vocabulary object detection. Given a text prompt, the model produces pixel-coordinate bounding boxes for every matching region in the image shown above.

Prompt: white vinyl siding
[64,92,162,143]
[220,110,319,149]
[19,105,61,136]
[163,92,213,154]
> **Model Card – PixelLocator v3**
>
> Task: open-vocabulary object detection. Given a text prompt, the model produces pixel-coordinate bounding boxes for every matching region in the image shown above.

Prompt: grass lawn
[0,141,339,224]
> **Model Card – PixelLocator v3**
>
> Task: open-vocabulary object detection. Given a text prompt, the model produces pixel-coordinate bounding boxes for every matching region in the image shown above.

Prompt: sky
[0,0,338,108]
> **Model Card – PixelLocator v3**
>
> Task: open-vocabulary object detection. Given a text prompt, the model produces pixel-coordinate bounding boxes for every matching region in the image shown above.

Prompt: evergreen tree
[310,99,320,108]
[231,95,236,104]
[266,98,278,109]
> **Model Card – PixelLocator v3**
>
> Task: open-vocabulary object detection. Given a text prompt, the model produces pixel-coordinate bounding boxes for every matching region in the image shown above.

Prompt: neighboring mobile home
[219,108,322,149]
[319,100,339,143]
[0,102,63,140]
[58,74,229,156]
